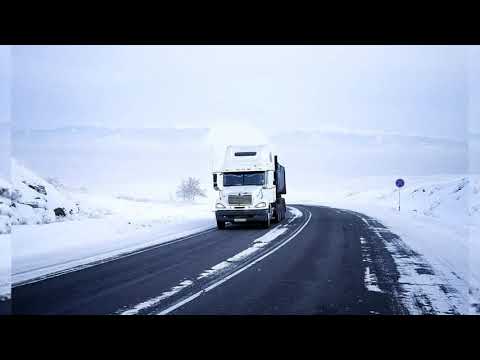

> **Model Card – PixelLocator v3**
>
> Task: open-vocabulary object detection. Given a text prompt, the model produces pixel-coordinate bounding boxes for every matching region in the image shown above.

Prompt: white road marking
[156,207,312,315]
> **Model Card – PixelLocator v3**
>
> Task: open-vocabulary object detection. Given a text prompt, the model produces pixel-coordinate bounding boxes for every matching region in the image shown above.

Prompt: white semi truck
[212,145,286,230]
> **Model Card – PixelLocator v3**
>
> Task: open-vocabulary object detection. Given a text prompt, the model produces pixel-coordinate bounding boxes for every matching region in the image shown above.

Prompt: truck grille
[228,194,252,205]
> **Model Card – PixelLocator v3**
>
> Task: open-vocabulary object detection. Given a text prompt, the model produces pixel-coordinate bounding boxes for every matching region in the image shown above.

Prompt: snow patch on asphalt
[364,266,382,293]
[288,206,303,219]
[359,235,382,293]
[119,280,194,315]
[197,262,231,280]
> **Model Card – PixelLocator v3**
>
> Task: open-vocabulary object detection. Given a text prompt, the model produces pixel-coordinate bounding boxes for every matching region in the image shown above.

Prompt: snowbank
[10,160,80,226]
[0,177,13,235]
[0,178,11,299]
[0,234,10,299]
[468,176,480,312]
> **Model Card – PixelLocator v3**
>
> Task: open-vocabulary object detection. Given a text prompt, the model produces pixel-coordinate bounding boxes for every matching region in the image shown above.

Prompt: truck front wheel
[263,214,271,228]
[217,220,226,230]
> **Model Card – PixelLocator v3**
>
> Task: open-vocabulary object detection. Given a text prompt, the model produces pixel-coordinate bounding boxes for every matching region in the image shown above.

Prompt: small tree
[176,177,206,202]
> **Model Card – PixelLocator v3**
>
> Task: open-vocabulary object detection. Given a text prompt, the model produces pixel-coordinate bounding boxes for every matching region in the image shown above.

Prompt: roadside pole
[398,188,401,211]
[395,178,405,212]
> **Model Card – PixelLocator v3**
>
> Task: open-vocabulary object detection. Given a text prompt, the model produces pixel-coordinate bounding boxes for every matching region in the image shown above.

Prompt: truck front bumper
[215,209,268,223]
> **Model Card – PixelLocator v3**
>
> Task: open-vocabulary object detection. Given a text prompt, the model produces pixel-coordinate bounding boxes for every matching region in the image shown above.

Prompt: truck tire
[272,207,279,224]
[263,214,271,228]
[217,220,226,230]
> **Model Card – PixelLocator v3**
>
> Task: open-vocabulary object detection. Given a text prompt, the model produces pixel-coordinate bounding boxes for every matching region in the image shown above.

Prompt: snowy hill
[12,126,210,148]
[0,178,13,235]
[345,176,470,224]
[4,160,81,227]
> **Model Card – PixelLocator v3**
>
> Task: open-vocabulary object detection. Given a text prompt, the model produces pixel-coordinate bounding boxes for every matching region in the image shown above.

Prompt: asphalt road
[13,205,409,315]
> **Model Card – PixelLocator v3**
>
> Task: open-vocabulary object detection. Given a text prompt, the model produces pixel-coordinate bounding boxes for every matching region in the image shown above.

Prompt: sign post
[395,178,405,211]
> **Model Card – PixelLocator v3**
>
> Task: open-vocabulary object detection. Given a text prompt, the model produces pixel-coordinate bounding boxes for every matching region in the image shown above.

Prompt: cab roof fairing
[221,145,275,173]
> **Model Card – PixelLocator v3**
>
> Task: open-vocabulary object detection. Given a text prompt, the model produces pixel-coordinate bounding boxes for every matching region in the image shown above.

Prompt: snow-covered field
[289,175,478,314]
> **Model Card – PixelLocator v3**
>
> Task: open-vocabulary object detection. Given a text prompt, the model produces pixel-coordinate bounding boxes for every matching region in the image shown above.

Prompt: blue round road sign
[395,179,405,188]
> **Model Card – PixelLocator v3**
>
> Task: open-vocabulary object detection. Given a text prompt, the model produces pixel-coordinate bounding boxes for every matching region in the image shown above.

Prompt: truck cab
[213,145,286,230]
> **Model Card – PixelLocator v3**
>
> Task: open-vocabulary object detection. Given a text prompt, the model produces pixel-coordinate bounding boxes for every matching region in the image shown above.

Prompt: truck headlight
[255,202,267,208]
[216,203,226,209]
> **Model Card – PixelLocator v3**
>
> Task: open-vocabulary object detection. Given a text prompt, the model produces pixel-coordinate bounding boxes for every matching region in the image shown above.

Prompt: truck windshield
[223,172,265,186]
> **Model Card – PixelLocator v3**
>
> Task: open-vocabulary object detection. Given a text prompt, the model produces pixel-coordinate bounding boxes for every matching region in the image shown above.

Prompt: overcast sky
[9,45,476,139]
[468,46,480,134]
[0,46,10,125]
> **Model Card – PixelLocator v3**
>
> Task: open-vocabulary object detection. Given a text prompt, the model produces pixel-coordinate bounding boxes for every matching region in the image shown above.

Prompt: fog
[0,123,9,180]
[0,47,11,180]
[3,45,478,197]
[12,46,468,137]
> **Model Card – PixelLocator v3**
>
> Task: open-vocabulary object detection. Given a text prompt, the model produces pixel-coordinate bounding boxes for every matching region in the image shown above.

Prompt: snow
[119,280,194,315]
[364,266,382,293]
[0,234,10,299]
[0,177,12,299]
[8,159,80,226]
[0,179,13,235]
[468,175,480,312]
[197,261,231,280]
[289,175,477,314]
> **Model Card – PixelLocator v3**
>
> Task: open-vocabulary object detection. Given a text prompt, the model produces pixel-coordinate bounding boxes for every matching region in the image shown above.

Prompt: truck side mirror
[213,173,219,191]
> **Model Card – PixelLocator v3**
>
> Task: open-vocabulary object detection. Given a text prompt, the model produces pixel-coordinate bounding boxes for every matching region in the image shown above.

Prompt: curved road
[13,205,410,315]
